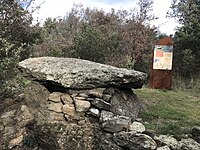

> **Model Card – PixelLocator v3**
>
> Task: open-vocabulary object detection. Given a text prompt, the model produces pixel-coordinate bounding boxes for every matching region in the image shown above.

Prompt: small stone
[4,127,16,137]
[49,92,63,102]
[100,110,114,122]
[8,135,23,149]
[48,111,65,121]
[1,110,16,126]
[75,100,91,112]
[103,87,115,95]
[21,105,33,119]
[129,121,145,133]
[88,108,100,117]
[86,97,95,101]
[0,122,4,131]
[78,93,89,98]
[78,120,87,125]
[102,94,112,102]
[87,90,102,98]
[75,96,86,100]
[47,102,63,113]
[136,118,142,122]
[157,146,170,150]
[91,98,111,111]
[62,104,76,116]
[61,94,73,105]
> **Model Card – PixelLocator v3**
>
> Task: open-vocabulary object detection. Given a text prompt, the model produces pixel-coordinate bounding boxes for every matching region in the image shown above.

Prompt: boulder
[110,88,144,120]
[191,126,200,143]
[179,138,200,150]
[129,121,145,133]
[114,131,157,150]
[155,135,179,150]
[18,57,147,89]
[101,116,131,133]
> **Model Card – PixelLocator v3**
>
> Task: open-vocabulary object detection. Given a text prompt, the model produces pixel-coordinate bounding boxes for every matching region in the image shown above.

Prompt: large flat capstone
[18,57,147,89]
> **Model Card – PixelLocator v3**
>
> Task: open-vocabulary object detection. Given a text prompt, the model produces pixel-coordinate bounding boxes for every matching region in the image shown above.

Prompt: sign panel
[153,45,173,70]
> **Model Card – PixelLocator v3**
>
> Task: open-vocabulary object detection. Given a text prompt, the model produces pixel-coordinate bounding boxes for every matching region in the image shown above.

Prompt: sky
[31,0,180,35]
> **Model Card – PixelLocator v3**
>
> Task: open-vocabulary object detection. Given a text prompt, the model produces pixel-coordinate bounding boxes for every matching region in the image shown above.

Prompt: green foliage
[170,0,200,76]
[0,0,41,96]
[33,1,156,71]
[72,25,106,63]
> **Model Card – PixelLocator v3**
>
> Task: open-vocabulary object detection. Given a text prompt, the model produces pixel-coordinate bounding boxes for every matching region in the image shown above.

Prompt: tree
[33,1,156,71]
[0,0,41,96]
[169,0,200,76]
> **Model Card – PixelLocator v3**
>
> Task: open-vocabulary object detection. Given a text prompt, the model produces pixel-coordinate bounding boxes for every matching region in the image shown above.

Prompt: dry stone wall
[0,57,199,150]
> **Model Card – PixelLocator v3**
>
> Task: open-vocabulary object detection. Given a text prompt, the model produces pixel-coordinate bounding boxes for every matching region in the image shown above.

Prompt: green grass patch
[135,88,200,138]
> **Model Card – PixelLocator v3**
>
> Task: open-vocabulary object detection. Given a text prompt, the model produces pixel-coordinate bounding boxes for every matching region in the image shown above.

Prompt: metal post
[150,37,174,90]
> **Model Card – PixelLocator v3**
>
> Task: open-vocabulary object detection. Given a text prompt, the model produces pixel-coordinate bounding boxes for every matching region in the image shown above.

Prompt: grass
[134,88,200,139]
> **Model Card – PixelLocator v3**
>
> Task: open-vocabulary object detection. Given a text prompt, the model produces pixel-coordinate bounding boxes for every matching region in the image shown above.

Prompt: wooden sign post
[150,37,174,90]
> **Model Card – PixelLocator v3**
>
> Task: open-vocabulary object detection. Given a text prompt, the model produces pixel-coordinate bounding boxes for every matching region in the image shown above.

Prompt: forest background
[1,0,200,98]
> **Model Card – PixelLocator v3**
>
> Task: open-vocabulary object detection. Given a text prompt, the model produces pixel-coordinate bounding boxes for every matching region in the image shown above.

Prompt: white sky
[32,0,180,35]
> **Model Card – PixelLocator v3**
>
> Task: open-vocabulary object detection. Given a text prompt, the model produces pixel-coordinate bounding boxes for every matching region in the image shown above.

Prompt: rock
[103,87,115,95]
[8,135,23,149]
[114,131,157,150]
[75,100,91,112]
[179,138,200,150]
[49,111,65,121]
[191,126,200,143]
[110,88,144,120]
[25,122,103,150]
[61,94,73,105]
[87,108,100,117]
[62,104,76,116]
[24,82,65,122]
[1,110,16,126]
[101,116,131,133]
[99,110,114,122]
[155,135,179,150]
[91,98,111,111]
[87,90,102,98]
[102,94,112,102]
[18,57,147,89]
[156,145,170,150]
[77,93,89,98]
[49,92,63,102]
[100,134,124,150]
[0,122,4,131]
[17,105,34,127]
[129,121,145,133]
[75,96,86,100]
[21,105,33,120]
[47,101,63,113]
